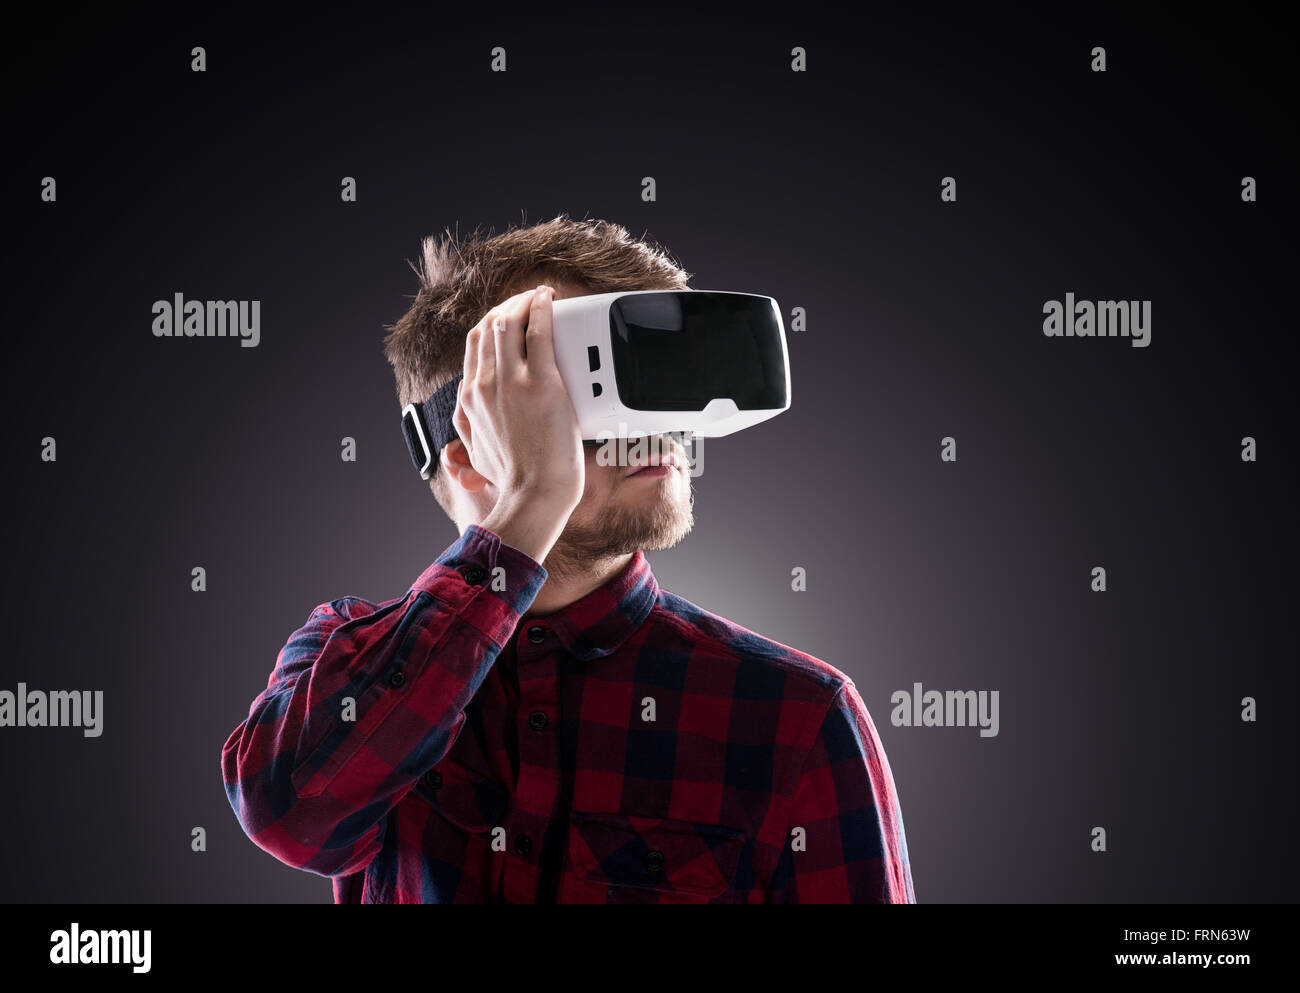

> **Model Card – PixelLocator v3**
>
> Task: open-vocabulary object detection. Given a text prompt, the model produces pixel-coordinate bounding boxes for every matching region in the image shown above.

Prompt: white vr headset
[402,289,791,479]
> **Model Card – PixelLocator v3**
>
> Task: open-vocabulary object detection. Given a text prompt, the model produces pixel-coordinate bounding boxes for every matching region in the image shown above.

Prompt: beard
[542,478,695,582]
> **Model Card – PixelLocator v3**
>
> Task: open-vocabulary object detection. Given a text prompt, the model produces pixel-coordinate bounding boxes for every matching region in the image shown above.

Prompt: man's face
[543,281,695,567]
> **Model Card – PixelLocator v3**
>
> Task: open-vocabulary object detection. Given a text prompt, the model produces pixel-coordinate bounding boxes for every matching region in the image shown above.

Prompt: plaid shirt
[221,524,916,903]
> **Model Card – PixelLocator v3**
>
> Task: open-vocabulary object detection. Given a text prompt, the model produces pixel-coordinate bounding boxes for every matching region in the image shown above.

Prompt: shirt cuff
[411,523,548,647]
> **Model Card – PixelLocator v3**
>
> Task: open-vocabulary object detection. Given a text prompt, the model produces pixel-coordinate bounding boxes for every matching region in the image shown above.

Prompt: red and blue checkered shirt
[221,524,916,903]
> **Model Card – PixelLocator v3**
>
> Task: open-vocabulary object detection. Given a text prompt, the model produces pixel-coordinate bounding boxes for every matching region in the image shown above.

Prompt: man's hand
[450,284,584,565]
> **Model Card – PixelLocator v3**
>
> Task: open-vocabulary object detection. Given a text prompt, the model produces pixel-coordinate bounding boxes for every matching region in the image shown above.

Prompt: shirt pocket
[411,753,508,835]
[563,811,747,904]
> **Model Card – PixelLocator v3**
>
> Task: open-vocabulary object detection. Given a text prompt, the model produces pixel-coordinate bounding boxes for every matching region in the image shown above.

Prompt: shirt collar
[524,550,659,661]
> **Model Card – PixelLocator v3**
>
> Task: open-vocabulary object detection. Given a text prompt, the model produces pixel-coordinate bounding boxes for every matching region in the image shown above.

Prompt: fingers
[459,289,539,453]
[451,377,472,453]
[458,320,481,458]
[495,289,535,377]
[524,284,557,373]
[474,288,536,391]
[463,318,480,388]
[477,306,498,391]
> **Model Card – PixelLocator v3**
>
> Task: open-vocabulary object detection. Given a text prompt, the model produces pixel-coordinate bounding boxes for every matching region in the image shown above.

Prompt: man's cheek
[582,472,609,503]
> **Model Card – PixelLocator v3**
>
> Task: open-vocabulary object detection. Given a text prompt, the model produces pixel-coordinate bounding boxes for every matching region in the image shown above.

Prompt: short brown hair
[383,213,693,512]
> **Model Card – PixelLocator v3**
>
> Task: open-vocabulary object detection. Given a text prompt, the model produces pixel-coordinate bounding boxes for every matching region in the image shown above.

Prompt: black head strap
[401,375,464,479]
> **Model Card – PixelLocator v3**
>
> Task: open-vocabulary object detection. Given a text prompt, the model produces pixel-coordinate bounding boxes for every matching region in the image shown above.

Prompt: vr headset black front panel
[608,292,787,411]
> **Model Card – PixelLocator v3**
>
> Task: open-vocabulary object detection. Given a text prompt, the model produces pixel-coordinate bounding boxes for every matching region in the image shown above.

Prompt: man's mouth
[624,452,681,478]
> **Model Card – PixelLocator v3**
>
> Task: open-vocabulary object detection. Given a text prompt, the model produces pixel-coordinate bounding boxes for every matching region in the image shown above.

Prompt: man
[221,215,916,903]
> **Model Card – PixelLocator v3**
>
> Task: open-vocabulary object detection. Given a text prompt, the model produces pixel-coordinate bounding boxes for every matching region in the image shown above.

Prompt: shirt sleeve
[220,524,546,878]
[768,680,916,903]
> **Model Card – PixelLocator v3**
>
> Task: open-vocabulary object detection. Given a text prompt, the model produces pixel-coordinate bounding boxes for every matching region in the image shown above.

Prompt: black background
[1,1,1295,902]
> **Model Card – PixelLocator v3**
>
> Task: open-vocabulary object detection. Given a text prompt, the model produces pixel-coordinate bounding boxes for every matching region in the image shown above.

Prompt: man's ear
[440,439,488,493]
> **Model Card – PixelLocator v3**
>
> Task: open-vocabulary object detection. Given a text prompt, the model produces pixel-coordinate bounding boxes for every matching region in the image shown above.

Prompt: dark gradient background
[2,2,1294,902]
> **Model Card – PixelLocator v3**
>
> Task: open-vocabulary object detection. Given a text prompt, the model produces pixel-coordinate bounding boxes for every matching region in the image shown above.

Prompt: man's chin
[637,509,694,552]
[557,496,694,560]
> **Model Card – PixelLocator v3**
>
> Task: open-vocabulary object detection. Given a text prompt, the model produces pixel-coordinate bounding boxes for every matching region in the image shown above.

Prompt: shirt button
[514,833,533,856]
[424,770,442,790]
[528,710,548,730]
[388,671,406,688]
[644,850,665,874]
[461,564,487,585]
[526,625,547,644]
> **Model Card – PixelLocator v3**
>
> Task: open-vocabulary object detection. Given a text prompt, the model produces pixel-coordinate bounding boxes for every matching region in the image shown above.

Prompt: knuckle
[508,290,536,314]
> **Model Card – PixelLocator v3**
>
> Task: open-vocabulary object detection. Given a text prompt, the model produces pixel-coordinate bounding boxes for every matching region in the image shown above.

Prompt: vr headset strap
[402,374,464,477]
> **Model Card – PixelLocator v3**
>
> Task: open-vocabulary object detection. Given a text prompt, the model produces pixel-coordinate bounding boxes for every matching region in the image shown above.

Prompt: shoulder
[650,589,852,707]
